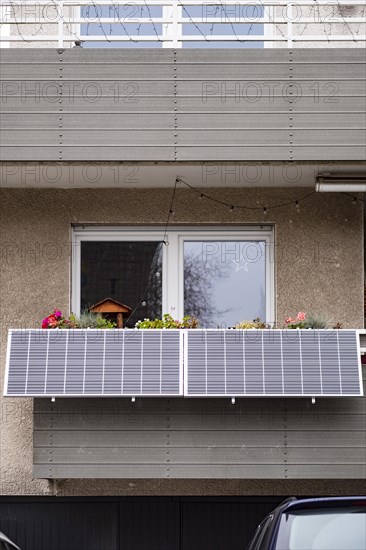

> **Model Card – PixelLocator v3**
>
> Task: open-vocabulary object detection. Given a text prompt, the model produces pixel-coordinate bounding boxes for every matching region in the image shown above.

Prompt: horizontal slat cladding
[0,49,365,161]
[185,330,362,397]
[175,129,364,146]
[34,411,366,432]
[166,113,364,130]
[175,63,365,80]
[34,446,366,465]
[1,146,175,162]
[6,329,181,397]
[176,96,366,113]
[176,80,366,96]
[1,113,175,130]
[33,397,366,479]
[0,97,175,113]
[33,429,365,448]
[34,395,366,415]
[0,81,176,100]
[2,129,176,146]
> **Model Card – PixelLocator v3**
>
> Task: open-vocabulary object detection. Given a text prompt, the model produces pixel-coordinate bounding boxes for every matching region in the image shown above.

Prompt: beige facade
[0,186,363,496]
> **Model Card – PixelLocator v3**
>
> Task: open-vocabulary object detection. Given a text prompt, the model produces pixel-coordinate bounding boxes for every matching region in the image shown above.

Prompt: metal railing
[0,0,365,47]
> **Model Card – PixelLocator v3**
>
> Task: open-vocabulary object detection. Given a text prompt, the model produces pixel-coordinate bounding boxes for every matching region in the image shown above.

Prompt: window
[78,3,265,49]
[72,226,274,328]
[275,507,366,550]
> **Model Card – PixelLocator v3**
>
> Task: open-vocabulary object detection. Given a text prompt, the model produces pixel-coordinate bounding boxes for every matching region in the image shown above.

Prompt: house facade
[0,2,365,549]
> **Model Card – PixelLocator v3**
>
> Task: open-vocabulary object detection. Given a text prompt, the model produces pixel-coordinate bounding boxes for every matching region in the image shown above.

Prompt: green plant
[303,313,328,329]
[235,318,268,329]
[135,313,199,329]
[75,311,117,329]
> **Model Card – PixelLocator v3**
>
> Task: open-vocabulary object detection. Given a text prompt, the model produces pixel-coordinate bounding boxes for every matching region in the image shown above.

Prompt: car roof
[280,496,366,513]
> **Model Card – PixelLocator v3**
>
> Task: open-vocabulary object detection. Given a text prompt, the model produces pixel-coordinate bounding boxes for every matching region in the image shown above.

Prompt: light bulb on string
[229,205,235,213]
[352,197,357,205]
[263,207,267,215]
[295,200,300,211]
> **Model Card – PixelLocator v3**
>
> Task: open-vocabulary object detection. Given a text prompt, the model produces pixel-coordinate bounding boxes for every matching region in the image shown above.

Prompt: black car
[246,496,366,550]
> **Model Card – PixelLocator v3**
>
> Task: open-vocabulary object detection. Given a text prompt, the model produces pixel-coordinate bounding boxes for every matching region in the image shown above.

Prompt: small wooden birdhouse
[89,298,132,328]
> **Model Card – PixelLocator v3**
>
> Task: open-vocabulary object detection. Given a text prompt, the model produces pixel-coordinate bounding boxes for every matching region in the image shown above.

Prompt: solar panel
[5,329,363,398]
[184,329,363,397]
[359,330,366,352]
[5,329,183,397]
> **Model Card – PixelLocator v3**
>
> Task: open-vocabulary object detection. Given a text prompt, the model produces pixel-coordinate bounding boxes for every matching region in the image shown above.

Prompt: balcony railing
[0,0,365,48]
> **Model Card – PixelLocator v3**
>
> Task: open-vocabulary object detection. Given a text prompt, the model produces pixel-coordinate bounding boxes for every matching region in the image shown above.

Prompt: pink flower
[54,309,62,318]
[285,317,295,324]
[47,315,57,327]
[297,311,306,321]
[42,318,49,329]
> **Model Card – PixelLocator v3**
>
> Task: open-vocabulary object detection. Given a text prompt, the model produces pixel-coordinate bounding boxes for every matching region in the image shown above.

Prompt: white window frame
[72,225,275,324]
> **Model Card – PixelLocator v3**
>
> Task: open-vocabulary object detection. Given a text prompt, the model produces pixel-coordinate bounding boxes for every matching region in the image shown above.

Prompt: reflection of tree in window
[184,247,231,327]
[184,241,266,327]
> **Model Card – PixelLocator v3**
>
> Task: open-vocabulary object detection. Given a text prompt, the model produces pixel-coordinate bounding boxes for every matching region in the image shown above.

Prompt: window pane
[184,241,266,327]
[81,241,162,327]
[276,508,366,550]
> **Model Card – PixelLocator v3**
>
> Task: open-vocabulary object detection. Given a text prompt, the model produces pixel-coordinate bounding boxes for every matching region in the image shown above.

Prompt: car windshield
[275,506,366,550]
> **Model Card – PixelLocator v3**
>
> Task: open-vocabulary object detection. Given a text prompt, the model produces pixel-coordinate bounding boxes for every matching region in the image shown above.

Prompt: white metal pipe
[316,183,366,192]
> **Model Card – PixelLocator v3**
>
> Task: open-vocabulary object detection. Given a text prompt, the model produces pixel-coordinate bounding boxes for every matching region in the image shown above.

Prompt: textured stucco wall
[0,187,364,496]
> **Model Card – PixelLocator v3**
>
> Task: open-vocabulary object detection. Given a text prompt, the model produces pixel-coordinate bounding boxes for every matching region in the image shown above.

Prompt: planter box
[4,329,363,398]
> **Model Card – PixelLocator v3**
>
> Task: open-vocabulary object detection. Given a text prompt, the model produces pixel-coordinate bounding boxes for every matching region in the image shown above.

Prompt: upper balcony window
[79,3,264,48]
[72,226,274,328]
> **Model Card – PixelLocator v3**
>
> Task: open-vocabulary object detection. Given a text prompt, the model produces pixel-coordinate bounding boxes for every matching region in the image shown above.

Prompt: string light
[177,177,316,212]
[139,176,364,322]
[175,178,365,213]
[162,178,178,245]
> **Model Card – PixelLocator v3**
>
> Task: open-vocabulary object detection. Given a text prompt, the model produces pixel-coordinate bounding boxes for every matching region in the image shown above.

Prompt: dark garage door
[0,496,283,550]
